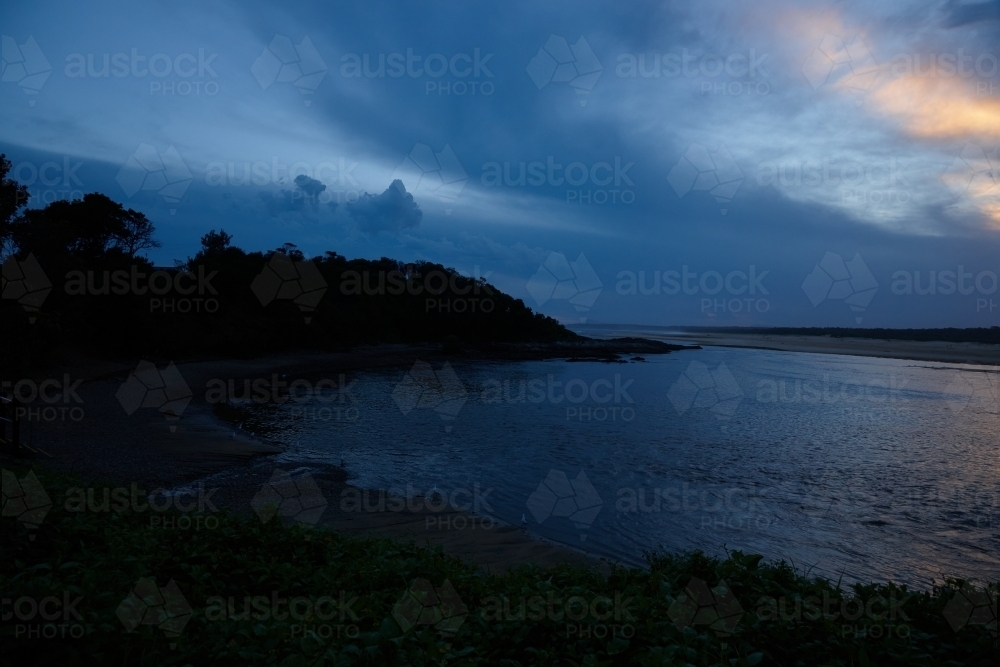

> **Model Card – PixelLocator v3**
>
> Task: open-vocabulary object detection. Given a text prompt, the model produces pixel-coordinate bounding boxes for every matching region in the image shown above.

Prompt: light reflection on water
[259,346,999,588]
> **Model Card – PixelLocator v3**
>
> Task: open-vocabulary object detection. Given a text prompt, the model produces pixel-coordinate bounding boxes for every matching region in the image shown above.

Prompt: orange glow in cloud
[868,76,1000,140]
[941,142,1000,228]
[779,7,1000,229]
[870,79,1000,228]
[975,196,1000,230]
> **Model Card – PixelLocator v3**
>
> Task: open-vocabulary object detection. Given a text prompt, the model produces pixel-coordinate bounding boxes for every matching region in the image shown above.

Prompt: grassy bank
[2,467,996,666]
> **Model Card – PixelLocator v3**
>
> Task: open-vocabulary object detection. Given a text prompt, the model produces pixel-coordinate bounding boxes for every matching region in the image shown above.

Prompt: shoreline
[13,334,993,575]
[573,327,1000,365]
[9,341,676,572]
[150,441,605,573]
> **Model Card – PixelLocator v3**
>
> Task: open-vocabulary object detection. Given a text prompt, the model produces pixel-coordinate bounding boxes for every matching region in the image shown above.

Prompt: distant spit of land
[574,325,1000,365]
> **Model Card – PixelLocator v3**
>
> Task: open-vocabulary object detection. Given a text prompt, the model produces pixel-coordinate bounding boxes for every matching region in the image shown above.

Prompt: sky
[2,0,999,328]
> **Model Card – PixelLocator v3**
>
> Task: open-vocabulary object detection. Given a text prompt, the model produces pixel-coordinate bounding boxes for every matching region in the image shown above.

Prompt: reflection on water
[258,346,999,588]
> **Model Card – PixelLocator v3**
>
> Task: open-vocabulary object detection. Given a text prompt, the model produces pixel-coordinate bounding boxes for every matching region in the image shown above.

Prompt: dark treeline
[670,326,1000,345]
[0,156,572,373]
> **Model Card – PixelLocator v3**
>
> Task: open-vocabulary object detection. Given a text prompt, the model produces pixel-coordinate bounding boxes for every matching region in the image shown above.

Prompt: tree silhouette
[7,193,160,262]
[200,229,232,255]
[2,176,577,373]
[0,154,30,258]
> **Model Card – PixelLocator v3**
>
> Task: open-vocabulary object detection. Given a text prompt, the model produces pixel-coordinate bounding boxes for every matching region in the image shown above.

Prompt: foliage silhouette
[2,189,573,374]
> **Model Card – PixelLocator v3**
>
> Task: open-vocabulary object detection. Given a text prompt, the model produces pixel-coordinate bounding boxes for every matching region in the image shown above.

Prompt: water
[256,346,999,588]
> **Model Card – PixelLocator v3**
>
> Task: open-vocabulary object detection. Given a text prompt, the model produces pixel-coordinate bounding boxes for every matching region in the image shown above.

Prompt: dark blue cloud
[347,180,422,234]
[942,0,1000,27]
[258,174,337,220]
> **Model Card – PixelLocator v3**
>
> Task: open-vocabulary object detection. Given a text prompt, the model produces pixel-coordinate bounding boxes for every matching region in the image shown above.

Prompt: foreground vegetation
[2,467,996,666]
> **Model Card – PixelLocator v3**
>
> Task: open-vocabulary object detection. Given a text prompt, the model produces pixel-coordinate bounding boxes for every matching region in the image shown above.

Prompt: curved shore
[9,341,684,572]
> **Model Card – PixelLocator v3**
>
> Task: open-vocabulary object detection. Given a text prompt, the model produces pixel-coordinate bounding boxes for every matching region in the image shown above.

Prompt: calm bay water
[258,346,999,588]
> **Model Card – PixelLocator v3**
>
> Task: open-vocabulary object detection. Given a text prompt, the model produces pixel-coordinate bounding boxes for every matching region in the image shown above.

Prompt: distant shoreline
[573,325,999,366]
[579,324,1000,345]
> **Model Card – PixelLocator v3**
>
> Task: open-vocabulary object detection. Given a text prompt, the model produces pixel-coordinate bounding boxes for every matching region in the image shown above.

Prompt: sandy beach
[576,327,1000,365]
